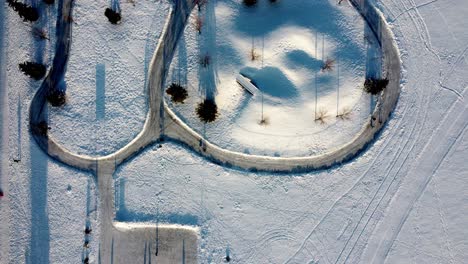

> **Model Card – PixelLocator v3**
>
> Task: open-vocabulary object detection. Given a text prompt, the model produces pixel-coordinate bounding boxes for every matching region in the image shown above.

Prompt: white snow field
[165,0,373,157]
[1,0,468,264]
[48,0,170,156]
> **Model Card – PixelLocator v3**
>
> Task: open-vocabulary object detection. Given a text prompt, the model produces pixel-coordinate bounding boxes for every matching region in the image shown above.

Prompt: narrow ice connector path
[165,0,375,157]
[49,0,170,156]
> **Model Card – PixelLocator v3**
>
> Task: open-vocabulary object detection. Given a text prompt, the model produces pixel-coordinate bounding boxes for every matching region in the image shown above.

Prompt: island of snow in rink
[165,0,378,157]
[49,0,170,156]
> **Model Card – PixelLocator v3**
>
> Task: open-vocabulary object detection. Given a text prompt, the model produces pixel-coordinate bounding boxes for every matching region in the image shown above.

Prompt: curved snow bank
[164,0,401,172]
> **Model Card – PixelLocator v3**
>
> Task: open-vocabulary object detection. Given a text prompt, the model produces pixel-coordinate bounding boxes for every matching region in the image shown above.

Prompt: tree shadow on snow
[114,177,199,226]
[240,66,298,98]
[232,0,365,65]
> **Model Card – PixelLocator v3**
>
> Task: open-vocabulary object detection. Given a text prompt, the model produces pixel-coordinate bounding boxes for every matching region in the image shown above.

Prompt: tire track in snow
[284,9,434,258]
[336,68,436,263]
[282,93,413,264]
[360,87,468,264]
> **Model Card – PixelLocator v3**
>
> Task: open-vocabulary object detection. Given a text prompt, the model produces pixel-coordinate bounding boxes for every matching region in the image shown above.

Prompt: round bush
[166,83,188,103]
[196,99,218,123]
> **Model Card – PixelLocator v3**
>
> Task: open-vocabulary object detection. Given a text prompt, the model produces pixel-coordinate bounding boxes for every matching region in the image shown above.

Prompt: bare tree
[315,108,329,124]
[336,107,352,120]
[321,58,335,72]
[200,53,211,68]
[33,27,49,40]
[194,0,207,11]
[194,15,203,34]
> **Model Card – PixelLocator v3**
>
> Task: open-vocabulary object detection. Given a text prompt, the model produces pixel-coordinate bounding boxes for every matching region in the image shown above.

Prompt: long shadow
[171,34,188,86]
[0,0,7,201]
[240,66,298,98]
[233,0,365,66]
[198,0,218,100]
[28,136,50,264]
[110,0,120,13]
[115,178,199,226]
[96,64,106,120]
[27,2,52,263]
[32,1,47,64]
[46,0,74,98]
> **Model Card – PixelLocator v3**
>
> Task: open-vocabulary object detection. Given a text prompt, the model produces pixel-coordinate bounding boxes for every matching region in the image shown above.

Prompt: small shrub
[32,121,49,136]
[250,47,260,61]
[200,54,210,68]
[321,58,335,72]
[47,90,67,107]
[364,78,389,95]
[19,62,47,80]
[259,116,269,126]
[105,8,121,24]
[166,83,188,103]
[7,0,39,22]
[196,99,218,123]
[243,0,257,7]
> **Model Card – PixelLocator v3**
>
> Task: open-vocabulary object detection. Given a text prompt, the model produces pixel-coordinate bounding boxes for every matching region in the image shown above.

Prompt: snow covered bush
[166,83,188,103]
[196,99,218,123]
[105,8,121,24]
[7,0,39,22]
[364,78,389,95]
[19,62,47,80]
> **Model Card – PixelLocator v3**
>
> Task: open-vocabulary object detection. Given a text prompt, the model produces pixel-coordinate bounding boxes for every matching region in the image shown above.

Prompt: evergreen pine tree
[18,62,46,80]
[105,8,121,24]
[7,0,40,22]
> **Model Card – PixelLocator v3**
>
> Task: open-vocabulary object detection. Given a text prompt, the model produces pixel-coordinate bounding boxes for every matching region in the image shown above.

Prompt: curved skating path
[30,1,400,173]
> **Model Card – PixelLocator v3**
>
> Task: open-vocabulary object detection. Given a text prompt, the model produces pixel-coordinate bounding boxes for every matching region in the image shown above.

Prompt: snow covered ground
[49,0,170,156]
[165,0,373,157]
[1,0,468,263]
